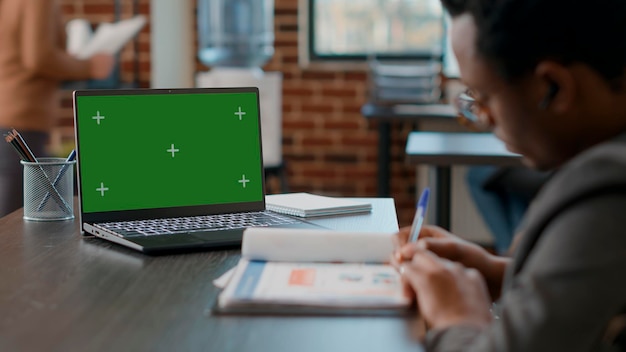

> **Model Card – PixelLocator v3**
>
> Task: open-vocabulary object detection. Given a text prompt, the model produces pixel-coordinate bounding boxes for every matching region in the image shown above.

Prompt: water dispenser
[197,0,275,68]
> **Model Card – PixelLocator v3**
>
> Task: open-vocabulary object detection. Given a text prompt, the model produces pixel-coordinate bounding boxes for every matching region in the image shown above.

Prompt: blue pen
[409,187,430,243]
[37,149,76,211]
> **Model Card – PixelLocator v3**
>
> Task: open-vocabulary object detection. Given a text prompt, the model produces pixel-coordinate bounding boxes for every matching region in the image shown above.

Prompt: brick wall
[58,0,419,226]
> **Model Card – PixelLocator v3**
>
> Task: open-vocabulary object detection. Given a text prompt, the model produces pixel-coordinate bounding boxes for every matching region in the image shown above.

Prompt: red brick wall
[58,0,418,226]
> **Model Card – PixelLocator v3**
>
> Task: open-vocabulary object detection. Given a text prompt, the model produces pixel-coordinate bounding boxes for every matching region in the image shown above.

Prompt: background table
[0,198,425,352]
[361,103,457,197]
[406,131,522,229]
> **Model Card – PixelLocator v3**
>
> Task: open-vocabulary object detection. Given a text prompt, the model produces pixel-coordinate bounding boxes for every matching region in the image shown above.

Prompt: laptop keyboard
[98,211,299,237]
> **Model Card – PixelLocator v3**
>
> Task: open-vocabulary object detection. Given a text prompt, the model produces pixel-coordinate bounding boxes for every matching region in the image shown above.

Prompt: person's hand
[394,225,490,269]
[89,53,115,79]
[394,224,455,247]
[399,248,493,330]
[393,225,509,299]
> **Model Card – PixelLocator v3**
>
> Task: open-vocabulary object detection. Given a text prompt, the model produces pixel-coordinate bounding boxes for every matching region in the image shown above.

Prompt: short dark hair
[441,0,626,89]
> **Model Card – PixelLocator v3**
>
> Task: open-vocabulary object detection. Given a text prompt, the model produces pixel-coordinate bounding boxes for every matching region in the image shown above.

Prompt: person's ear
[534,61,576,113]
[538,81,559,109]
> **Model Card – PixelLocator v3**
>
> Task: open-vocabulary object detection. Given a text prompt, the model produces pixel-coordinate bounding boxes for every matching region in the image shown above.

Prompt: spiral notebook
[265,193,372,218]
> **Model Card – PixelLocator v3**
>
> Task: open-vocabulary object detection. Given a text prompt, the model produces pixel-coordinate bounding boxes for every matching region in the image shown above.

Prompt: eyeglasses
[454,89,492,132]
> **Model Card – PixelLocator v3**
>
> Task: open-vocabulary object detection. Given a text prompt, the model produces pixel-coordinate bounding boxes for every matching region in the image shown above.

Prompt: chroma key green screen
[75,90,264,213]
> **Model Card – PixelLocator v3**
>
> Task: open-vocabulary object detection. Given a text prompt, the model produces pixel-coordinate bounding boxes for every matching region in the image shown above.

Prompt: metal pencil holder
[21,158,75,221]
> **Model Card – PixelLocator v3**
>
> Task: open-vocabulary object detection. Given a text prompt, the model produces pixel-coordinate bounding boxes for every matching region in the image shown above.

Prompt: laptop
[73,87,325,254]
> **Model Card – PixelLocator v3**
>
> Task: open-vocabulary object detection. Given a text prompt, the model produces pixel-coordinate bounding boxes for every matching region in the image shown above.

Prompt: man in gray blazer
[394,0,626,350]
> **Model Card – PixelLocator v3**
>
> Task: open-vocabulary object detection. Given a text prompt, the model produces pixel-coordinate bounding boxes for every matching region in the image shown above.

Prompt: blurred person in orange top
[0,0,114,217]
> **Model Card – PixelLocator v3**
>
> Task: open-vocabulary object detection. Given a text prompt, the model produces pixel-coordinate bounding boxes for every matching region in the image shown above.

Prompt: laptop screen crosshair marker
[235,106,246,120]
[97,182,109,197]
[167,144,180,157]
[238,175,250,188]
[92,111,105,124]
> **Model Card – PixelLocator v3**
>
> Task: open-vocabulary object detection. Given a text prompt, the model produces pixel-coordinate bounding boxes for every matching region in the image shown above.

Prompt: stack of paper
[265,193,372,217]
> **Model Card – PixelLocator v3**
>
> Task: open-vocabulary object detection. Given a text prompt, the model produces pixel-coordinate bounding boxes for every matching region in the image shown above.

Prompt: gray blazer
[426,134,626,351]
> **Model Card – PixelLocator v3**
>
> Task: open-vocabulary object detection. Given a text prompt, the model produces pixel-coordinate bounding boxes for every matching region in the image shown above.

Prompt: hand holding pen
[392,189,497,331]
[409,187,430,243]
[393,190,502,298]
[391,188,431,334]
[391,188,430,267]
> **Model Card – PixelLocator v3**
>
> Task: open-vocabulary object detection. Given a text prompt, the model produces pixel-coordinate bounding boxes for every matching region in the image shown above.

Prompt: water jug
[197,0,274,67]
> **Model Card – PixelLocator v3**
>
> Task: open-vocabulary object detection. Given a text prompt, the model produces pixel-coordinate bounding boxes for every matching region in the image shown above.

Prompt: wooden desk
[361,103,457,197]
[406,132,522,229]
[0,199,424,352]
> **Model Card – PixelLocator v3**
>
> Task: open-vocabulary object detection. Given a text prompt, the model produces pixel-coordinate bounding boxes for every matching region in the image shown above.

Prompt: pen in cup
[4,128,37,162]
[4,130,31,161]
[37,149,76,211]
[409,187,430,243]
[4,129,73,213]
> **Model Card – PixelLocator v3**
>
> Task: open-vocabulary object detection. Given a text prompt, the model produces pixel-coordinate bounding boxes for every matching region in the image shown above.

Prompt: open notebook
[213,227,412,316]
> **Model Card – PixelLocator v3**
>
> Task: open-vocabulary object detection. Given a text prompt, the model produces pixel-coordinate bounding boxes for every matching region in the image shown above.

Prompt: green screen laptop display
[75,90,263,214]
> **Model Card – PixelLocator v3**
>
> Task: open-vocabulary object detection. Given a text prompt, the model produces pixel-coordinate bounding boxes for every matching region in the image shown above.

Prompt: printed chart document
[66,15,147,59]
[214,227,412,315]
[265,193,372,217]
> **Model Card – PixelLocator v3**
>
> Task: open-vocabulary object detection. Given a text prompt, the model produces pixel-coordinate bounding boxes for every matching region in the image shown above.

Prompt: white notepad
[265,193,372,217]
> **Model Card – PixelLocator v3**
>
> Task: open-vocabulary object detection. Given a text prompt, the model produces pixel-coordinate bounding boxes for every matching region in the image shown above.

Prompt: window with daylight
[300,0,447,67]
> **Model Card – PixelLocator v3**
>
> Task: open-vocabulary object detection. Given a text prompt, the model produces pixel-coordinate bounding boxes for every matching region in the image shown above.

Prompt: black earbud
[538,81,559,109]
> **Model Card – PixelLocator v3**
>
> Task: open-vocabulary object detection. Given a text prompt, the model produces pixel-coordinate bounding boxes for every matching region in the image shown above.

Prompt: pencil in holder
[21,158,75,221]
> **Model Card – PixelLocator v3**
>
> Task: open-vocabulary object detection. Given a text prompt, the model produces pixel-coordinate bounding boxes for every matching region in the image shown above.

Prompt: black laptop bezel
[73,87,267,227]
